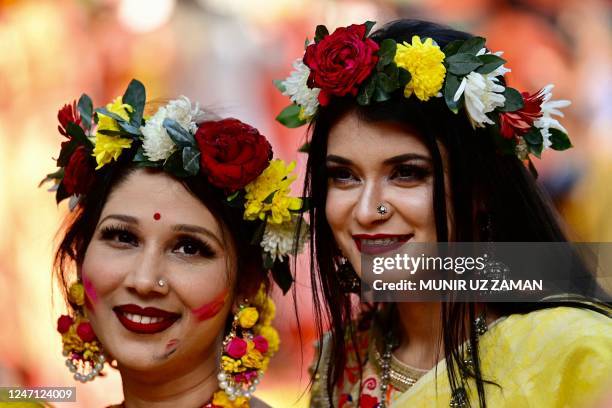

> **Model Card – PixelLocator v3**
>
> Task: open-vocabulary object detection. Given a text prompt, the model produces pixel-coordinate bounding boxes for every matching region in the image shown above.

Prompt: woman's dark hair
[53,142,268,315]
[303,19,610,407]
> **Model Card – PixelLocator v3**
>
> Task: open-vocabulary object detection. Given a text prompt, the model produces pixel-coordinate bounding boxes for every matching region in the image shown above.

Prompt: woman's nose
[354,181,389,227]
[124,245,168,297]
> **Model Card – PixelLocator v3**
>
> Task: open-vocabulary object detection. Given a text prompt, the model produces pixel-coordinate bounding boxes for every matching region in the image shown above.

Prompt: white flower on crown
[533,84,571,150]
[453,49,510,128]
[141,96,205,161]
[281,59,320,119]
[261,215,309,262]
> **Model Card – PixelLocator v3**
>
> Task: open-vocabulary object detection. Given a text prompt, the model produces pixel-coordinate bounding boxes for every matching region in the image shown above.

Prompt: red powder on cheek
[191,290,228,322]
[82,275,98,312]
[153,212,161,220]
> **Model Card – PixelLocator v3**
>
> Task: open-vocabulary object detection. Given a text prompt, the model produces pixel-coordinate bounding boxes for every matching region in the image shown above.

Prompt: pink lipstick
[113,304,180,334]
[352,234,413,255]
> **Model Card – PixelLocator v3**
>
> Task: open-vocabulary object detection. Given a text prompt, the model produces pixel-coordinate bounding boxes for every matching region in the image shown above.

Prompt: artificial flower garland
[276,21,572,168]
[43,79,308,293]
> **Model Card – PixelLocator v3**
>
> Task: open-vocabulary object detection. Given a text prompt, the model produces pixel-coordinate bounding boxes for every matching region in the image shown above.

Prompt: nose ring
[157,278,166,288]
[376,203,389,216]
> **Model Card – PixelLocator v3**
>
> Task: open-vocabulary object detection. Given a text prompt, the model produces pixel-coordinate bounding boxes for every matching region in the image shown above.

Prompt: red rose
[56,314,73,334]
[304,24,380,106]
[499,89,544,139]
[57,100,81,137]
[76,322,96,342]
[195,118,272,192]
[63,146,96,196]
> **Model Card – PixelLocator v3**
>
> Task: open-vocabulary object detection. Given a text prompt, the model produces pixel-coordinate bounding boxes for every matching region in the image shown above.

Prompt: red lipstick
[113,304,180,334]
[352,234,412,255]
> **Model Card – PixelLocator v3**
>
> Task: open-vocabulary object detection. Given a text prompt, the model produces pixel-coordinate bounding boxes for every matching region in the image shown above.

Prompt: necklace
[372,313,492,408]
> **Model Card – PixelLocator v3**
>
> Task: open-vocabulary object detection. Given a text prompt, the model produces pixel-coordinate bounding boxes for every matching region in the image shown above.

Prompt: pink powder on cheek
[82,274,99,311]
[191,289,229,322]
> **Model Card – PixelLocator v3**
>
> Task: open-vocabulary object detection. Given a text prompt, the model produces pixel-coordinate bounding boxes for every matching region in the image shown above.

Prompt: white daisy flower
[533,84,571,150]
[140,96,204,161]
[261,216,309,262]
[454,49,509,128]
[281,59,320,118]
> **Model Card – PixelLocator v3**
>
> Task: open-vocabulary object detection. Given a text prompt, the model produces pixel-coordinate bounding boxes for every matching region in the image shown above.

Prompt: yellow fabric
[392,307,612,407]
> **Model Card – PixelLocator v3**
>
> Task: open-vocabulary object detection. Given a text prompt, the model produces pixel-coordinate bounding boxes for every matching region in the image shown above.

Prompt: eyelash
[327,164,431,185]
[99,225,216,258]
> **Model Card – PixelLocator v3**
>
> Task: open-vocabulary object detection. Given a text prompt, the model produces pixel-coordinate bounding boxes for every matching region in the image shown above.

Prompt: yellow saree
[311,306,612,408]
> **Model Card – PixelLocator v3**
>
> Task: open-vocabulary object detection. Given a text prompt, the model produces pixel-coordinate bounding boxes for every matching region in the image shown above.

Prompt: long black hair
[302,19,610,407]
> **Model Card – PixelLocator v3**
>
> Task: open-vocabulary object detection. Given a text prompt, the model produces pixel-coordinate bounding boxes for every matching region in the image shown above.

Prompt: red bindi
[153,212,161,220]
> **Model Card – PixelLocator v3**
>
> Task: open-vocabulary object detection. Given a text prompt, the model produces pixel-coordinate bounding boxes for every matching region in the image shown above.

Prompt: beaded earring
[56,281,106,383]
[213,285,280,406]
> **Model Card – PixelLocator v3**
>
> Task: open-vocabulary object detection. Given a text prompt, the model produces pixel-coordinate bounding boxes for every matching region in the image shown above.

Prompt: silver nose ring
[376,203,388,216]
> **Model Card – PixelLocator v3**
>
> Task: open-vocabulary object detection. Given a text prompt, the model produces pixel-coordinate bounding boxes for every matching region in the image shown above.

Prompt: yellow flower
[243,160,302,225]
[237,307,259,329]
[92,134,133,169]
[241,348,263,369]
[212,390,249,408]
[221,356,245,373]
[96,96,133,133]
[259,325,280,354]
[394,35,446,101]
[68,282,85,306]
[261,356,270,371]
[257,298,276,327]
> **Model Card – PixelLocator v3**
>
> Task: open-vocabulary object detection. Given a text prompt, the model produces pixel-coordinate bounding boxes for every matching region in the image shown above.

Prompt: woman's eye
[327,167,359,184]
[391,164,431,182]
[174,237,216,258]
[100,226,138,246]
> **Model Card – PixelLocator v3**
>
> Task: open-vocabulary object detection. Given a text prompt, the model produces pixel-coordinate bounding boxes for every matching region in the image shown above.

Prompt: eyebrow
[326,153,432,166]
[98,214,224,248]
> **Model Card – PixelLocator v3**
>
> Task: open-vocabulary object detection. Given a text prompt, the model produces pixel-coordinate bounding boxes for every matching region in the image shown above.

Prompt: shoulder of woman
[479,306,612,406]
[491,305,612,346]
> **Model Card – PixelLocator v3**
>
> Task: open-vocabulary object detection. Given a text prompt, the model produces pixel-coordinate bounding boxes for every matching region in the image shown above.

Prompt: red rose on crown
[195,118,272,193]
[57,100,81,137]
[499,89,545,139]
[63,146,96,196]
[304,23,380,106]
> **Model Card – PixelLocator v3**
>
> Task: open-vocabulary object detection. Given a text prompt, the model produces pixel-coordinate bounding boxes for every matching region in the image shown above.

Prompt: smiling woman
[44,80,307,408]
[276,18,612,408]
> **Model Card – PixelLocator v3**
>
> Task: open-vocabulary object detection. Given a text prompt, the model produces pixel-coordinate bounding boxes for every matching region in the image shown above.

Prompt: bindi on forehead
[153,212,161,220]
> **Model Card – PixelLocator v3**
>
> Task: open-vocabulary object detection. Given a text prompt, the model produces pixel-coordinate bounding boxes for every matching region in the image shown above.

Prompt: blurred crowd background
[0,0,610,406]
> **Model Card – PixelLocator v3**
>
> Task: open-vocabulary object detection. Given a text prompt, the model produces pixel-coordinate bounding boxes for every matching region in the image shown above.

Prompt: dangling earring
[214,284,279,406]
[57,281,106,383]
[337,256,361,294]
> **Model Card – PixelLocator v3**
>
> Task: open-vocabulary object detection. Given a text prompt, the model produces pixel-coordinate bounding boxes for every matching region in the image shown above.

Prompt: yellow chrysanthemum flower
[68,282,85,306]
[243,160,302,225]
[237,307,259,329]
[241,348,264,369]
[259,325,280,354]
[96,96,133,133]
[92,134,133,169]
[394,35,446,101]
[212,390,249,408]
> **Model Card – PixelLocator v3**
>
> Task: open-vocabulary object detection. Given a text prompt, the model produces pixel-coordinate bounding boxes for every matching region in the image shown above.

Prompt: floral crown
[42,79,307,293]
[275,22,572,169]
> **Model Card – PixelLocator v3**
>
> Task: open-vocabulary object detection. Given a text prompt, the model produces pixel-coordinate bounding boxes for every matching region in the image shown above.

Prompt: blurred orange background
[0,0,610,406]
